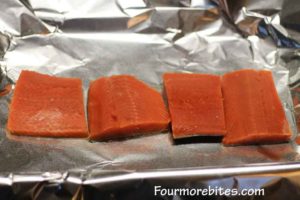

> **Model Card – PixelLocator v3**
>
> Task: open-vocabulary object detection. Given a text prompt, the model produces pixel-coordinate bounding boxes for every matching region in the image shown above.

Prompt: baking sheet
[1,0,300,198]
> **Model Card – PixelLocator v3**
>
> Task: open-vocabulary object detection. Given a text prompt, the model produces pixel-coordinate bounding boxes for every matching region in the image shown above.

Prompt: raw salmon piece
[163,73,226,139]
[88,75,170,140]
[222,69,291,145]
[7,70,88,137]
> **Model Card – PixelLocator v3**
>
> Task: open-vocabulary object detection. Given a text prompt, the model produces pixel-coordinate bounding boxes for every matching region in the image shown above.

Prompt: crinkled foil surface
[1,0,300,199]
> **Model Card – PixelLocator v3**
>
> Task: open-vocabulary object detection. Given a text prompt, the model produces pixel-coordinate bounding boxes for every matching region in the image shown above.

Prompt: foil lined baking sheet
[1,0,300,198]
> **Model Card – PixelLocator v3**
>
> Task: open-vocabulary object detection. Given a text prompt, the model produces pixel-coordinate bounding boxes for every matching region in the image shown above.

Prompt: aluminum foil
[1,0,300,198]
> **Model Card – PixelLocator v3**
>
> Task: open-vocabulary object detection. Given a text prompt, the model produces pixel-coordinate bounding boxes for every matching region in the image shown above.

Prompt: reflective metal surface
[1,0,300,198]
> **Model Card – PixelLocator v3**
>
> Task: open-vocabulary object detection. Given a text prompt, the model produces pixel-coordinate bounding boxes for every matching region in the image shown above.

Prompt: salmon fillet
[88,75,170,140]
[7,70,88,137]
[222,69,291,145]
[163,73,226,139]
